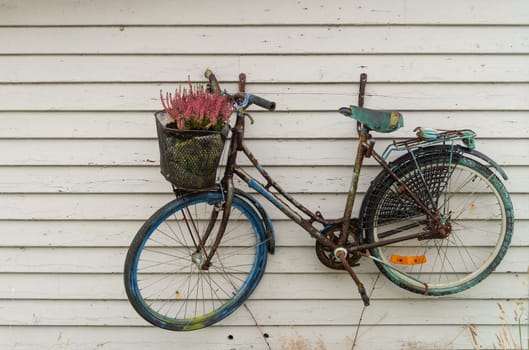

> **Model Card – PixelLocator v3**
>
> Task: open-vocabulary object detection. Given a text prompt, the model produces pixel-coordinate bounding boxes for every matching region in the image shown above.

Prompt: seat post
[340,128,369,246]
[338,73,369,246]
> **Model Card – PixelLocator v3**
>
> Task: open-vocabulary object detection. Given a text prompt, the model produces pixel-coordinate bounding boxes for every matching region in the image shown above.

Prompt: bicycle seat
[339,106,403,133]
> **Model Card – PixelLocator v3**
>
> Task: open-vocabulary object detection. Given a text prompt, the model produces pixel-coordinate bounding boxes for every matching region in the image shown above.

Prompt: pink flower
[160,83,233,131]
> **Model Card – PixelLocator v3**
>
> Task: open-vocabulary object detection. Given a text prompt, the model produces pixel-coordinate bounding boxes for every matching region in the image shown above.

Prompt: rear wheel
[124,191,268,330]
[361,148,514,295]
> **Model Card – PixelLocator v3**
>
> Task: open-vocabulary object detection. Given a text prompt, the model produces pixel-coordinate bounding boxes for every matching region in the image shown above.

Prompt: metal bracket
[238,73,246,93]
[358,73,367,107]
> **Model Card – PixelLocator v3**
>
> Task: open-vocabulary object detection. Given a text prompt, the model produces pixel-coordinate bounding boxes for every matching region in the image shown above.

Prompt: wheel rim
[369,158,511,293]
[128,193,266,330]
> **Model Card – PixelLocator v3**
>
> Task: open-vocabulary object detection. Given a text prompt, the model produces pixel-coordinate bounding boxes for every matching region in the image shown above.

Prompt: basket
[155,111,228,190]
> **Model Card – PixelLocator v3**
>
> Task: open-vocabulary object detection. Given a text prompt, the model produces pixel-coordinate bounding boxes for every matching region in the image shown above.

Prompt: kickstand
[336,251,370,306]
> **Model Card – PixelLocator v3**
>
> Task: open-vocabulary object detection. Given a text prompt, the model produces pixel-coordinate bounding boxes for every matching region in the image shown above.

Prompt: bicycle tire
[124,190,268,331]
[361,146,514,295]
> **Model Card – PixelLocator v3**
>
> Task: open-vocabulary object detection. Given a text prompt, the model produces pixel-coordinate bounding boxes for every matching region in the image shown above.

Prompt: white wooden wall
[1,1,528,349]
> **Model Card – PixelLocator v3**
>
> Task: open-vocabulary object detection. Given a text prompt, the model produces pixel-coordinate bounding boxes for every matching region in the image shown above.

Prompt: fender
[466,148,508,181]
[234,188,276,254]
[416,145,509,181]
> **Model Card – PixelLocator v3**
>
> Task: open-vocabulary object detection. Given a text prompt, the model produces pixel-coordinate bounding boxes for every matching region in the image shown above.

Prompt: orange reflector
[389,255,427,265]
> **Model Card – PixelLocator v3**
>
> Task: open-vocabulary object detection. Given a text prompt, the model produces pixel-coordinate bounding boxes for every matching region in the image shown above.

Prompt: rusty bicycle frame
[190,72,451,304]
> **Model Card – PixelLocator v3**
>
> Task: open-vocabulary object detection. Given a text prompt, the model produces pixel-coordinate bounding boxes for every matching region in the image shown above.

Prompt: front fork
[198,112,244,270]
[200,179,234,270]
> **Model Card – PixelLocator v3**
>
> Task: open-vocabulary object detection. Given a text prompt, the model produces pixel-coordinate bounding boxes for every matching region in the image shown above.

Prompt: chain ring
[315,220,361,270]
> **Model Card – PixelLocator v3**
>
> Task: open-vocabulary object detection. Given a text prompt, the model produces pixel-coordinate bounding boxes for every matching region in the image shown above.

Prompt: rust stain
[280,335,327,350]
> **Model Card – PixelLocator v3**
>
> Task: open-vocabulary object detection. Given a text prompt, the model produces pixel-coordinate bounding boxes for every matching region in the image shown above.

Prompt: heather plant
[160,83,233,131]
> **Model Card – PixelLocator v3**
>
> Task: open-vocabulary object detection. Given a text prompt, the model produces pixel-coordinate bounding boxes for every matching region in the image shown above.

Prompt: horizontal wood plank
[2,55,529,83]
[1,219,528,248]
[0,246,525,274]
[0,139,527,166]
[0,299,524,326]
[0,193,527,220]
[0,324,515,350]
[0,325,353,350]
[1,325,332,350]
[2,27,529,54]
[2,111,529,139]
[0,272,526,300]
[1,0,528,25]
[0,165,525,194]
[1,83,527,111]
[0,165,377,194]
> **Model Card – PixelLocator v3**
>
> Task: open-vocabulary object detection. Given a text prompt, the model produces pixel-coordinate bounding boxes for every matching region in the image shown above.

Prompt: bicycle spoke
[142,246,189,260]
[364,150,512,295]
[161,220,191,252]
[138,258,191,271]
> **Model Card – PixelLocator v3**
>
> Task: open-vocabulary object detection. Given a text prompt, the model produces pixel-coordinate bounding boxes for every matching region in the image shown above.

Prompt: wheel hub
[423,214,453,239]
[191,252,204,266]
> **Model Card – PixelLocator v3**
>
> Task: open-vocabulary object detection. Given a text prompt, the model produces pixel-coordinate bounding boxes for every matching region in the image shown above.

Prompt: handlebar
[204,68,276,111]
[248,94,276,111]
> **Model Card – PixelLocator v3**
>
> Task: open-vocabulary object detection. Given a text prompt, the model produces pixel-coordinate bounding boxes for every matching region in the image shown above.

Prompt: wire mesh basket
[155,111,228,190]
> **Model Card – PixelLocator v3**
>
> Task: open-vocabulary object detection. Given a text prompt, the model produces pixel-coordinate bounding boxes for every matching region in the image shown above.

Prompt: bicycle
[124,70,514,331]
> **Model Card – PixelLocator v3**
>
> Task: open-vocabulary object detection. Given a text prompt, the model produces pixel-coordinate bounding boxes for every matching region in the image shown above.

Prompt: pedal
[335,248,371,307]
[358,284,370,306]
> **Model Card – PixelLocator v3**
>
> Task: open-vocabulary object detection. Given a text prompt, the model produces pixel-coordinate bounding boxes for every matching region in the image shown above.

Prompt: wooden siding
[0,1,528,349]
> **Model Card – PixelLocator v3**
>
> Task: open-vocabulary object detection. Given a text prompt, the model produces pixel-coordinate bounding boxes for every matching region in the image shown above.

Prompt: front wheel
[361,147,514,295]
[124,191,268,331]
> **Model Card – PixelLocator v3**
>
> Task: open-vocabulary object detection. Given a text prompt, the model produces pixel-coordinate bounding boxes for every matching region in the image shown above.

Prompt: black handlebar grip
[204,68,221,93]
[249,94,276,111]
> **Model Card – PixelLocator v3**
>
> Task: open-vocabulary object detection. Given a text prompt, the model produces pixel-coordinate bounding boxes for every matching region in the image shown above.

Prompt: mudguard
[466,148,508,180]
[234,188,276,254]
[408,145,508,181]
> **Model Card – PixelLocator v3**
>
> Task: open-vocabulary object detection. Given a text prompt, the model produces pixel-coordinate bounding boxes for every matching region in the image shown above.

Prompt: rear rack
[382,128,477,160]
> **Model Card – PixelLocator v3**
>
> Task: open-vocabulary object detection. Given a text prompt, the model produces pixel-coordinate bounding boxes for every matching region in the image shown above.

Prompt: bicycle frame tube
[337,124,440,247]
[199,116,240,269]
[340,124,370,245]
[201,112,339,268]
[209,111,441,259]
[223,113,340,250]
[234,144,339,250]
